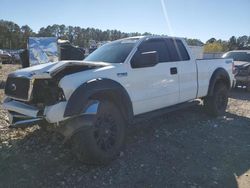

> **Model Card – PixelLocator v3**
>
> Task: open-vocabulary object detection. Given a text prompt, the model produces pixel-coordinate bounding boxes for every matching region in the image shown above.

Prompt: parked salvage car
[3,36,234,164]
[222,50,250,91]
[19,38,85,68]
[0,50,13,64]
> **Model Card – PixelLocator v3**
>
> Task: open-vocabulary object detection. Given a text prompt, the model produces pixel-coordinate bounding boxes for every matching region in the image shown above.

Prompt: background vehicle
[0,50,13,64]
[223,50,250,91]
[3,36,233,164]
[19,37,85,68]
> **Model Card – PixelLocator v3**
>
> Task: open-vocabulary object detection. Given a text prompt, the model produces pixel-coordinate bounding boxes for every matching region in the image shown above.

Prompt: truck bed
[196,58,233,98]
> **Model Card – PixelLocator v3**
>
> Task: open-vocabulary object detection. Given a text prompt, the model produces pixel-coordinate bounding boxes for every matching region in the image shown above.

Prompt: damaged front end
[3,74,53,128]
[2,61,106,128]
[234,62,250,86]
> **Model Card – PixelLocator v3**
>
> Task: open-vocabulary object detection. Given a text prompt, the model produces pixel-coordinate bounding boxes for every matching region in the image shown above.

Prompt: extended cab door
[128,38,180,115]
[165,38,198,102]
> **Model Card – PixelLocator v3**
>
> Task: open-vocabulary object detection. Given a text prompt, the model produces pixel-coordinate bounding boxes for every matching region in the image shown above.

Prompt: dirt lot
[0,64,250,188]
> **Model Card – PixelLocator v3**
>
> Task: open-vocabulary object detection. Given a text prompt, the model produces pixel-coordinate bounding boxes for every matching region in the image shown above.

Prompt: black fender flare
[64,78,134,123]
[207,68,231,96]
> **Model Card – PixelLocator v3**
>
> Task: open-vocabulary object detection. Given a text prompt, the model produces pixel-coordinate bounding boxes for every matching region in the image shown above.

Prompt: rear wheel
[70,100,126,164]
[204,82,229,117]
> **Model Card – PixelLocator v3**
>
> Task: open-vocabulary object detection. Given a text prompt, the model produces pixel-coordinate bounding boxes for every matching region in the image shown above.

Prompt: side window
[138,39,171,63]
[166,38,190,61]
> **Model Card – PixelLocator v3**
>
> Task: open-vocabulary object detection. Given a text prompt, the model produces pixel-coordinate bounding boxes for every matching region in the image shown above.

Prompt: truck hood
[8,61,110,79]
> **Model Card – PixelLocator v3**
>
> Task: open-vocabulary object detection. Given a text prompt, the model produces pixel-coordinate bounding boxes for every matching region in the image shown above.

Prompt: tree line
[0,19,250,52]
[186,36,250,53]
[203,36,250,53]
[0,20,149,49]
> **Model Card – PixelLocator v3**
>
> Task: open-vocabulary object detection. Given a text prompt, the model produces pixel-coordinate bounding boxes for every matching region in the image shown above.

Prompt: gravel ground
[0,64,250,188]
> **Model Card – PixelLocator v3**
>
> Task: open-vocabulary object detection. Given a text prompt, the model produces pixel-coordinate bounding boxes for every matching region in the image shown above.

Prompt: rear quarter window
[166,38,190,61]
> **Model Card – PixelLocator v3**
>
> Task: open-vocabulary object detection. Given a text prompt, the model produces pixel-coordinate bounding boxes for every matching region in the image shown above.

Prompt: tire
[204,82,229,117]
[70,100,126,164]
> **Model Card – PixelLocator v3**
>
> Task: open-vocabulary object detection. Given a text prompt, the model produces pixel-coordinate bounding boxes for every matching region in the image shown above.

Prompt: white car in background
[223,50,250,91]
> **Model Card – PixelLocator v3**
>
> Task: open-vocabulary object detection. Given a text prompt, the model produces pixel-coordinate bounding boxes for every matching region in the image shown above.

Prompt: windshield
[84,38,138,63]
[222,51,250,62]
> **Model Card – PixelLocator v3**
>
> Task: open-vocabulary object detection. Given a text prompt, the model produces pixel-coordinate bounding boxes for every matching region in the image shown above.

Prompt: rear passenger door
[128,38,180,115]
[165,38,197,102]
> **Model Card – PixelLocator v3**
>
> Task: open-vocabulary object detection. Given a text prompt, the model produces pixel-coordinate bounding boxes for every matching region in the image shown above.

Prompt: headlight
[32,79,65,106]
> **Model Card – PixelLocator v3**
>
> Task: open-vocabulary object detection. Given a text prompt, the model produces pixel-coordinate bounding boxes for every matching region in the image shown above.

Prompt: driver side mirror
[131,51,159,68]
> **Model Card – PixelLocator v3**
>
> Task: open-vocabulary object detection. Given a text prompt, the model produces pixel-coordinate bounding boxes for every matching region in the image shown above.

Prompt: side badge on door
[117,72,128,77]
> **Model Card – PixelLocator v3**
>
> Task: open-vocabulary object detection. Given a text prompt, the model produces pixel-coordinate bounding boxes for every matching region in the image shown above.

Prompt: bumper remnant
[2,99,43,128]
[2,100,40,117]
[8,112,43,128]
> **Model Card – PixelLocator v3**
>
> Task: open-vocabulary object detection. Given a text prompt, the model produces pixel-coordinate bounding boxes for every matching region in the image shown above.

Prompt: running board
[133,100,200,123]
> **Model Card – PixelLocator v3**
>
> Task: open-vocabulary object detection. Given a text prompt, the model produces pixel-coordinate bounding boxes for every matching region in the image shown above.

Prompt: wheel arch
[207,68,231,96]
[64,78,134,123]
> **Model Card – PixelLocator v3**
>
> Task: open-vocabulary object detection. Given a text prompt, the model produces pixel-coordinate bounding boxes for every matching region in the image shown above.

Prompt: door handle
[170,67,177,75]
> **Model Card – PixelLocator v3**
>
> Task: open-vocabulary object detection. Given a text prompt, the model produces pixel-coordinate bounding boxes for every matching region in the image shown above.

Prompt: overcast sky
[0,0,250,42]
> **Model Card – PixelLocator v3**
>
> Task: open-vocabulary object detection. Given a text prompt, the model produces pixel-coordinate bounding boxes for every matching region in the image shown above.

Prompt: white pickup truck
[3,36,233,164]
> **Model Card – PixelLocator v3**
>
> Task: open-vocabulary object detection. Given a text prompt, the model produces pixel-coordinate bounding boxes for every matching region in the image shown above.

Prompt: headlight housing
[32,79,65,106]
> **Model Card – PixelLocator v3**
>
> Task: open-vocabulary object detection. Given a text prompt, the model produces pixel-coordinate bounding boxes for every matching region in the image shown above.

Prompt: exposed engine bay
[4,61,108,107]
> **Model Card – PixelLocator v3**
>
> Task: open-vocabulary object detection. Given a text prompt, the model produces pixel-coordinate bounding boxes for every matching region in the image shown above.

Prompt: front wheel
[203,82,229,117]
[70,100,126,164]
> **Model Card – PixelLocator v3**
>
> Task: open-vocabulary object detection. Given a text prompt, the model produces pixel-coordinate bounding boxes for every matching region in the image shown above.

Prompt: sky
[0,0,250,42]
